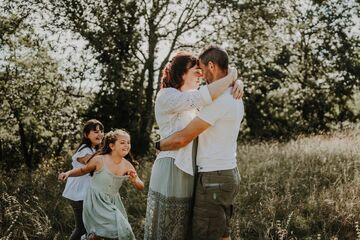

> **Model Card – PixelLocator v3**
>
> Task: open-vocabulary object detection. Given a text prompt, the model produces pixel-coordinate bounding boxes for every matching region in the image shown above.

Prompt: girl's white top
[155,86,212,175]
[62,144,96,201]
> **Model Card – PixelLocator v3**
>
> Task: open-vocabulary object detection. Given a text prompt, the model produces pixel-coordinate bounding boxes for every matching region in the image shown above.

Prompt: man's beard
[205,75,214,84]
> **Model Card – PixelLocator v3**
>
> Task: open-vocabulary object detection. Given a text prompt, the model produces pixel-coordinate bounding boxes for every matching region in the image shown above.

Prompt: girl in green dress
[59,129,144,240]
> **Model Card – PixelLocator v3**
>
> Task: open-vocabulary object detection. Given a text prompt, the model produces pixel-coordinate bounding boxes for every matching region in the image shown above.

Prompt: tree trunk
[0,138,2,166]
[55,135,67,157]
[137,32,157,155]
[17,120,32,170]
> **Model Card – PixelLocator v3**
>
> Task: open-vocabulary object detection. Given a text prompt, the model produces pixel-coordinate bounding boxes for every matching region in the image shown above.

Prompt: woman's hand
[229,67,238,81]
[58,172,70,182]
[228,67,243,99]
[231,79,244,99]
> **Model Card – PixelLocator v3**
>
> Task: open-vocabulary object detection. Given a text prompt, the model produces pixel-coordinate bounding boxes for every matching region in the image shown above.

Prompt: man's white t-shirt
[197,88,244,172]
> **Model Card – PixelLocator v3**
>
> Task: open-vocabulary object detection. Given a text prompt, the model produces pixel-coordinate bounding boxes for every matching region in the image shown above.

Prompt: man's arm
[159,117,211,151]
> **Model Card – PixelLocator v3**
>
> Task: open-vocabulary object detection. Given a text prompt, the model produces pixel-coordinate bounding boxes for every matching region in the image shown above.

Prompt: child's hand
[127,169,137,183]
[58,172,69,182]
[127,169,144,191]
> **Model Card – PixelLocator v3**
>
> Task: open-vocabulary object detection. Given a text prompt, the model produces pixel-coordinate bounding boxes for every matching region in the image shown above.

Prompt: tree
[39,0,220,155]
[224,0,360,139]
[218,0,292,138]
[35,0,142,146]
[0,8,84,171]
[130,0,219,154]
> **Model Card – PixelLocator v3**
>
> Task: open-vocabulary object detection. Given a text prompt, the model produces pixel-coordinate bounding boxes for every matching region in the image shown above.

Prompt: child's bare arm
[76,154,93,164]
[127,164,144,191]
[58,156,100,182]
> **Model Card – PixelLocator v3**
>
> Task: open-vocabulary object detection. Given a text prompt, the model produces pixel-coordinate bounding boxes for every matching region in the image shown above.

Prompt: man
[157,45,244,240]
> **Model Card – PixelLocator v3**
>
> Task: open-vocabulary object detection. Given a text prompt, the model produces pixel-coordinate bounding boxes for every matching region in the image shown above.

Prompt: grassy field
[233,128,360,239]
[1,127,360,239]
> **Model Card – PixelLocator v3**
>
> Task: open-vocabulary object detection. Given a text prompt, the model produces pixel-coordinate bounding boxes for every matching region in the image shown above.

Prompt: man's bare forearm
[160,132,190,151]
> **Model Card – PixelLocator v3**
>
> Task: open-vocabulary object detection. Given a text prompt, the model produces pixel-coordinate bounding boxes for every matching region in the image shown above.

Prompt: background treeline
[0,0,359,239]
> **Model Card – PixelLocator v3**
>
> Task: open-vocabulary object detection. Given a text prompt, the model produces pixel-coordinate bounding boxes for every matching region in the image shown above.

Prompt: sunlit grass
[233,127,360,239]
[1,127,360,239]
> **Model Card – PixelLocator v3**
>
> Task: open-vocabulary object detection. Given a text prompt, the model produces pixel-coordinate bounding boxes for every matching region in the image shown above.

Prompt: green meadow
[2,127,360,239]
[234,128,360,239]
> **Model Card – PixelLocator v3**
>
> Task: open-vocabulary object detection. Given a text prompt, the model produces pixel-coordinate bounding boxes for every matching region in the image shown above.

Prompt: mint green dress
[82,161,135,240]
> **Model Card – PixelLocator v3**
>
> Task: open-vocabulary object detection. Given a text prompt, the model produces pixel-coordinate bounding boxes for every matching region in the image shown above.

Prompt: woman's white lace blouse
[154,86,212,175]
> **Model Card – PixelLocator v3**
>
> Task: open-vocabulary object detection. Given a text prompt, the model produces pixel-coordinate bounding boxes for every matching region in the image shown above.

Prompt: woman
[144,51,241,240]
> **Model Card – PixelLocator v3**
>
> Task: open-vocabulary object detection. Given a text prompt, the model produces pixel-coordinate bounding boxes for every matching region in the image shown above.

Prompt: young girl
[58,129,144,240]
[62,119,104,240]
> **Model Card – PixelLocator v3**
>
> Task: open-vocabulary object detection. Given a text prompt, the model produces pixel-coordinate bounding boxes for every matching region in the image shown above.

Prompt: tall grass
[0,156,151,240]
[234,128,360,239]
[1,128,360,239]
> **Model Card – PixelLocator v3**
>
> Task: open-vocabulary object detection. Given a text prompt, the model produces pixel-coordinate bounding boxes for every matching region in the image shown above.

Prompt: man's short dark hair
[198,45,229,70]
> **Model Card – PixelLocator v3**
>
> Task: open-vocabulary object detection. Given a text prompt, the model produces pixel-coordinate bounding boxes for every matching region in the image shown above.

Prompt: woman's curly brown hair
[160,51,197,89]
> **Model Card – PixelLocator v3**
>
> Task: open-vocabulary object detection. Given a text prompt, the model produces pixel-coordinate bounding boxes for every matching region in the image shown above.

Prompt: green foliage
[0,12,86,169]
[39,0,219,156]
[224,0,360,139]
[2,0,357,160]
[39,0,148,154]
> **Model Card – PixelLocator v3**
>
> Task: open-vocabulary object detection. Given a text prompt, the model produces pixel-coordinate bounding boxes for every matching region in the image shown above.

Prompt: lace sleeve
[156,86,212,113]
